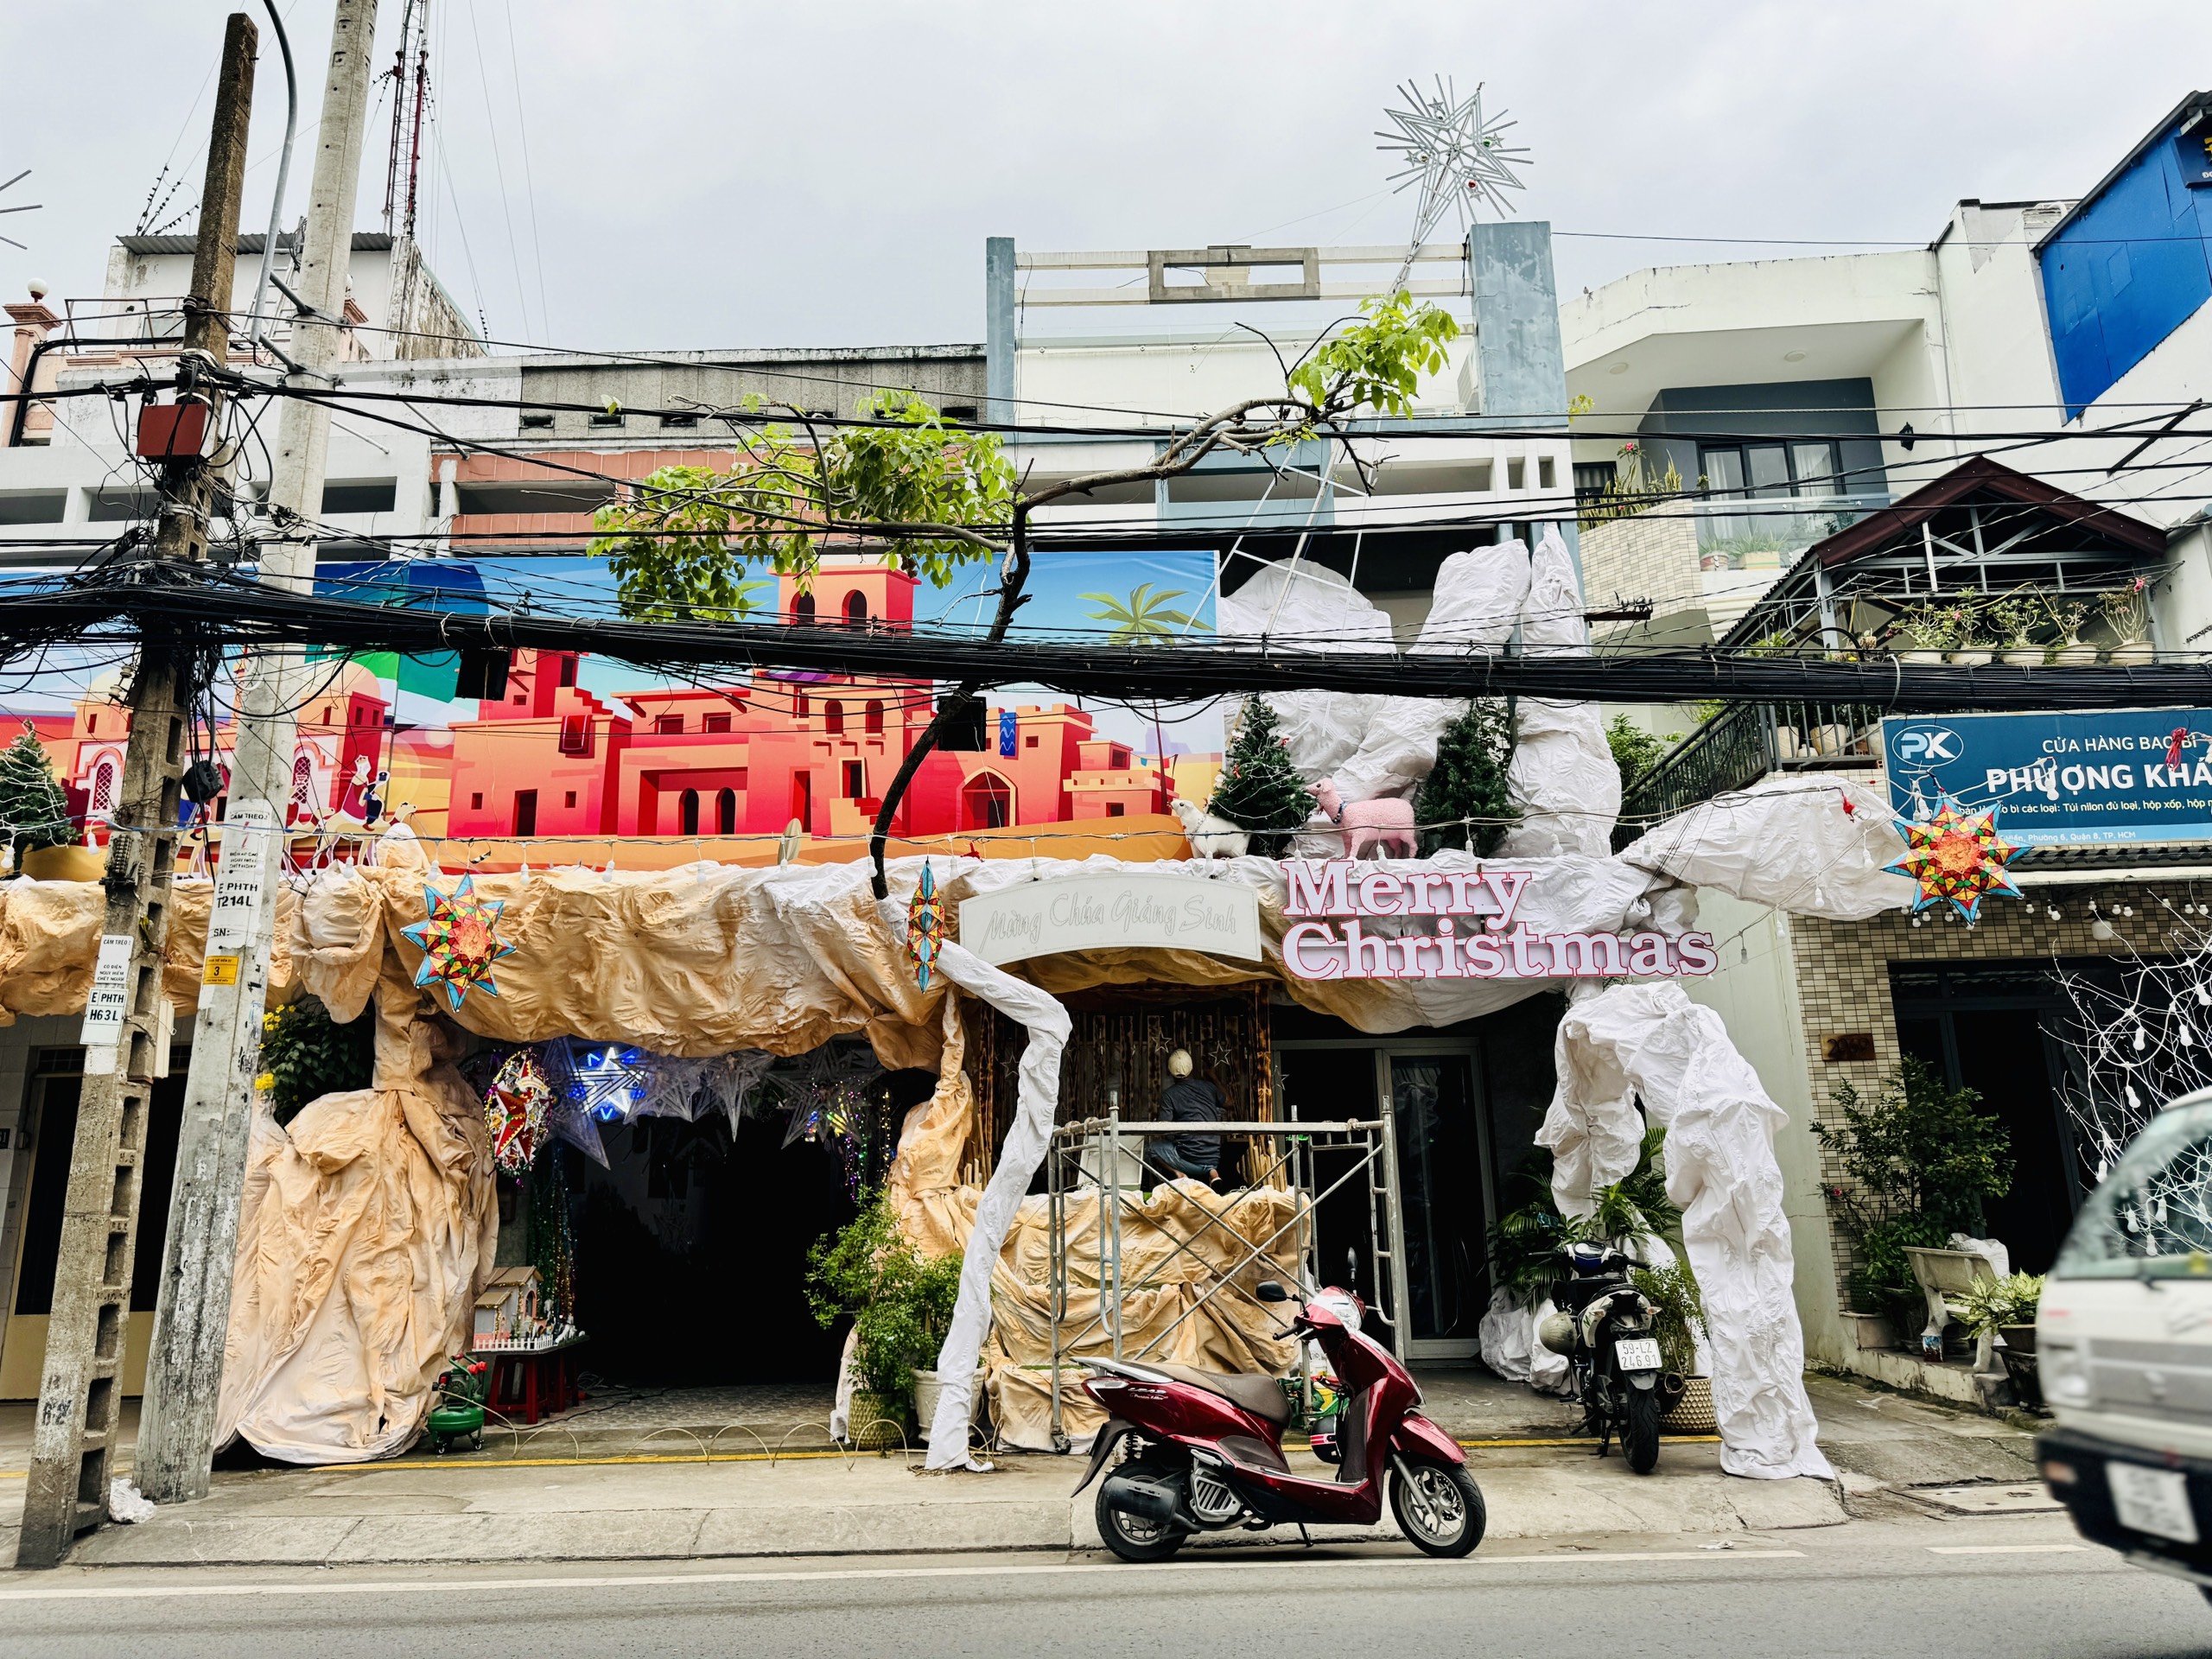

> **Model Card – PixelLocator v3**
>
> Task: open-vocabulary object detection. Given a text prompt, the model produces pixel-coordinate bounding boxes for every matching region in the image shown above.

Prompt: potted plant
[1892,608,1953,665]
[2102,579,2154,664]
[1814,1058,2013,1350]
[0,728,96,881]
[1988,595,2044,666]
[806,1192,964,1450]
[1630,1259,1712,1429]
[2048,600,2096,665]
[1959,1272,2044,1407]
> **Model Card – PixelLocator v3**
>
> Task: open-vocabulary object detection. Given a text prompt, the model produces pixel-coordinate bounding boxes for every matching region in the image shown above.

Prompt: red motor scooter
[1073,1280,1484,1560]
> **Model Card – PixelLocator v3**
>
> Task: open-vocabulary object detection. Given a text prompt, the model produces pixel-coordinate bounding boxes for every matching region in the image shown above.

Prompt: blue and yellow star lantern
[1885,796,2022,921]
[401,874,516,1010]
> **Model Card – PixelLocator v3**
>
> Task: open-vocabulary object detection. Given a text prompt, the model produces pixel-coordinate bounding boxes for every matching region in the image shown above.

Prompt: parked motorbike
[1540,1241,1666,1474]
[1074,1280,1485,1560]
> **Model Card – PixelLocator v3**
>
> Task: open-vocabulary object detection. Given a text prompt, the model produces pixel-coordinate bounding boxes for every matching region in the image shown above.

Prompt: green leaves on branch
[588,391,1014,621]
[1287,291,1460,424]
[804,1190,964,1397]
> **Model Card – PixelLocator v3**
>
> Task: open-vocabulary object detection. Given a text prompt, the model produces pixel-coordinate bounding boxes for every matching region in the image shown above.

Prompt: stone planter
[1997,647,2042,666]
[19,844,105,882]
[846,1389,909,1450]
[912,1368,987,1446]
[2055,642,2100,666]
[1999,1324,2040,1409]
[1899,649,1948,666]
[2110,639,2156,666]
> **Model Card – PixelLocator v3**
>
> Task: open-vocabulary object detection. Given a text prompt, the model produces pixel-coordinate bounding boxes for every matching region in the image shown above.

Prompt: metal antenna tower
[381,0,431,238]
[1376,77,1531,291]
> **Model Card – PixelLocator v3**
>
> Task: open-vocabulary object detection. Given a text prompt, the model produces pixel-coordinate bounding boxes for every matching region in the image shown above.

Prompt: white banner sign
[1280,859,1716,982]
[207,798,279,953]
[78,931,134,1052]
[959,873,1262,967]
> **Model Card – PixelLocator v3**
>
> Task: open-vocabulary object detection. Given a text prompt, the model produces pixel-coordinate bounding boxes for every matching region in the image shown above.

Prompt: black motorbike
[1541,1242,1667,1474]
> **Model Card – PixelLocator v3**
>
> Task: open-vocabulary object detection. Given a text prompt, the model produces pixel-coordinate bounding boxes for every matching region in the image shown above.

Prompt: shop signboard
[1279,860,1717,982]
[1881,709,2212,845]
[958,872,1262,966]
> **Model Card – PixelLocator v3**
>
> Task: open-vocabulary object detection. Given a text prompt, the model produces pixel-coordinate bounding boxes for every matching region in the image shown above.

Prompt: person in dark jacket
[1150,1048,1228,1185]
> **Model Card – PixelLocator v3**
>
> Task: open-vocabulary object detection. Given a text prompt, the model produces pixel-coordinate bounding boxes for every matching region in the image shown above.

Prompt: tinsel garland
[528,1152,579,1329]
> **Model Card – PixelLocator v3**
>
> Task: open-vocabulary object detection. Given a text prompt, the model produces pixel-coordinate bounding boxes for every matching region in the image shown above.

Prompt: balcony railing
[1614,699,1882,850]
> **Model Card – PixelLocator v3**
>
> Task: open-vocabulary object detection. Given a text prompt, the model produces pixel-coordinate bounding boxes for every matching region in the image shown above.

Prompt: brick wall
[1580,508,1703,613]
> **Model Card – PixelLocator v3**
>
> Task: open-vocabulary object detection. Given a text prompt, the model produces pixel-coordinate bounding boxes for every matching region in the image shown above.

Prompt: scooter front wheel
[1096,1481,1187,1562]
[1390,1459,1486,1557]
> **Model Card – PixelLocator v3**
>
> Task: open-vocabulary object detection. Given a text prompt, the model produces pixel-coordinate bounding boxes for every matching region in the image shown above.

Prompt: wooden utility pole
[14,11,256,1570]
[137,0,380,1509]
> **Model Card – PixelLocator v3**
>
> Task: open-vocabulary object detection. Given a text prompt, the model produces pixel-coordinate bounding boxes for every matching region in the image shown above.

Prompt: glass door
[1384,1052,1487,1357]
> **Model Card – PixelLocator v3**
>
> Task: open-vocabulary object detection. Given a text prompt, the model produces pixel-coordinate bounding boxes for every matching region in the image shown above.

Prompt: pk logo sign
[1891,724,1961,766]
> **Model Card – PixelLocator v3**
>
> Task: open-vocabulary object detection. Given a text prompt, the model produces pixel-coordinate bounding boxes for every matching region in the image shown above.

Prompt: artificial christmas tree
[1206,697,1315,855]
[0,728,70,866]
[1415,698,1517,856]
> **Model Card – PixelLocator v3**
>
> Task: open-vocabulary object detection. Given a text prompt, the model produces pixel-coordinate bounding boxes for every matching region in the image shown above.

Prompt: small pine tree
[1416,698,1518,856]
[0,728,70,863]
[1206,697,1315,855]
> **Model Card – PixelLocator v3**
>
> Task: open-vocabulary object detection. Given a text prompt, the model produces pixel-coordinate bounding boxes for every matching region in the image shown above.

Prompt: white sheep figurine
[1313,777,1417,860]
[1171,798,1249,860]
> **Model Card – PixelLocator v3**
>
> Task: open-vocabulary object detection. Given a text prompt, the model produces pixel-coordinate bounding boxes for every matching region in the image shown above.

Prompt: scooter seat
[1147,1363,1294,1427]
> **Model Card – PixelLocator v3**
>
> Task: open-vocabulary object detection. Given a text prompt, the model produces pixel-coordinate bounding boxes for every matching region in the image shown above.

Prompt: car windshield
[2055,1100,2212,1280]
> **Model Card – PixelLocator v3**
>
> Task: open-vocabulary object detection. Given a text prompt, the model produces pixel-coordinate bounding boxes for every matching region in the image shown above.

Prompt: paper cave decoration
[1884,795,2023,922]
[401,874,517,1010]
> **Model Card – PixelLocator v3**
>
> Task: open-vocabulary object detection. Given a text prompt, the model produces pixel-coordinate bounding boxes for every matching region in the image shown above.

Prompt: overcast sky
[6,2,2209,356]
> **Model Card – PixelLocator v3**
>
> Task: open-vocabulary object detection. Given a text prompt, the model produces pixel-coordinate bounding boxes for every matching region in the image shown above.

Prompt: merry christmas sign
[1280,860,1718,982]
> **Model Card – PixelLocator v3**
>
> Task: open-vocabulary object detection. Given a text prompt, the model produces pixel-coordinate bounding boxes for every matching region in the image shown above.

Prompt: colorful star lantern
[906,861,944,989]
[400,874,516,1010]
[486,1049,552,1175]
[1885,796,2023,921]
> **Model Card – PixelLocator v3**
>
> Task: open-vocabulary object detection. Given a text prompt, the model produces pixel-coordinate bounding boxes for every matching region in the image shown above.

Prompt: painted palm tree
[1080,582,1211,644]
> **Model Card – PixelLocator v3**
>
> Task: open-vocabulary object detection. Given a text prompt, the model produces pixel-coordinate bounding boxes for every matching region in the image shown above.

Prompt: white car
[2040,1088,2212,1597]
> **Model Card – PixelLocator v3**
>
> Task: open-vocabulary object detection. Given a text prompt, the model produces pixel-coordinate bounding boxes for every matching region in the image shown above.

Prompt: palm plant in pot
[1959,1271,2044,1408]
[806,1192,964,1449]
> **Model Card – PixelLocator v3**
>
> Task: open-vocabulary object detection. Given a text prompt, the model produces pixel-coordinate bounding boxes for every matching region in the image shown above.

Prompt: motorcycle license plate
[2108,1462,2199,1544]
[1612,1338,1662,1373]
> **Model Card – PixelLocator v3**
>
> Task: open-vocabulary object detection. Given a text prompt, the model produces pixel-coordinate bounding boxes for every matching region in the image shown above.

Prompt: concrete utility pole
[137,0,381,1508]
[14,12,257,1570]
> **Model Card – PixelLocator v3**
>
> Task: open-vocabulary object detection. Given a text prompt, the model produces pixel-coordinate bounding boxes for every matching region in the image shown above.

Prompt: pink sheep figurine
[1313,777,1417,860]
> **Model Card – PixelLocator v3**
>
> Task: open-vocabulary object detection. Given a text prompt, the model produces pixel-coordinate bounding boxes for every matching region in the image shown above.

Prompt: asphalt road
[0,1528,2204,1658]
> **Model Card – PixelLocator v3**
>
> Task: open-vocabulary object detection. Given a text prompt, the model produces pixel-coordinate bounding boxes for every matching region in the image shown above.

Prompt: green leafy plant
[257,996,375,1128]
[1207,697,1315,855]
[1815,1058,2012,1324]
[1605,714,1675,791]
[1416,698,1517,855]
[1892,607,1956,651]
[1956,1270,2043,1339]
[1580,440,1686,529]
[1630,1261,1707,1376]
[0,728,71,861]
[590,390,1015,620]
[1486,1128,1682,1309]
[1286,290,1459,422]
[805,1191,964,1398]
[1081,582,1209,643]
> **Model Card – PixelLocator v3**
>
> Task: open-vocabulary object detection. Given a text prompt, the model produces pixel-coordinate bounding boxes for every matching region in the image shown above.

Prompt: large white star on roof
[1376,77,1531,286]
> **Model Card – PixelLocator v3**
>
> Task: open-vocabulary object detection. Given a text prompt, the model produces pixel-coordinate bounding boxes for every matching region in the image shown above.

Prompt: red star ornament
[1885,796,2023,921]
[401,874,517,1010]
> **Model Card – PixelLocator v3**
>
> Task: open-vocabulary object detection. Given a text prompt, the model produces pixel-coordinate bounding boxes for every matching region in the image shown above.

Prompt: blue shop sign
[1882,709,2212,846]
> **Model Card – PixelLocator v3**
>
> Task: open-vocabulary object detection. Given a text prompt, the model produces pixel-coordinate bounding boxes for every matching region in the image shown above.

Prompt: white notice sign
[79,932,134,1052]
[207,798,278,953]
[958,874,1262,968]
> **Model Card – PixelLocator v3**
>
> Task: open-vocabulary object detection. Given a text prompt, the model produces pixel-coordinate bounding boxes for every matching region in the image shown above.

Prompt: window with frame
[1698,439,1844,499]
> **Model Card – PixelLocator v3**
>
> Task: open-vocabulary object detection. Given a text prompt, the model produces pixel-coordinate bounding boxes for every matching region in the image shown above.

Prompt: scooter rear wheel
[1623,1385,1661,1474]
[1096,1481,1188,1562]
[1390,1460,1486,1557]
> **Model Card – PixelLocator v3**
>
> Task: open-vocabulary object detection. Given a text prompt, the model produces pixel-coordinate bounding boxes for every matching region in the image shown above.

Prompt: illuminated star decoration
[400,874,516,1010]
[906,861,944,990]
[1376,76,1531,289]
[1884,796,2024,922]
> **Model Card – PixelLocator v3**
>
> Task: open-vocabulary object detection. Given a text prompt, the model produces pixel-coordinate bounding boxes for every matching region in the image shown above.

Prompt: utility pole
[137,0,380,1508]
[15,12,257,1570]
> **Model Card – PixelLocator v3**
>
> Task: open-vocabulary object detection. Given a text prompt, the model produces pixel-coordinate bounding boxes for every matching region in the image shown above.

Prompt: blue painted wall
[2040,107,2212,416]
